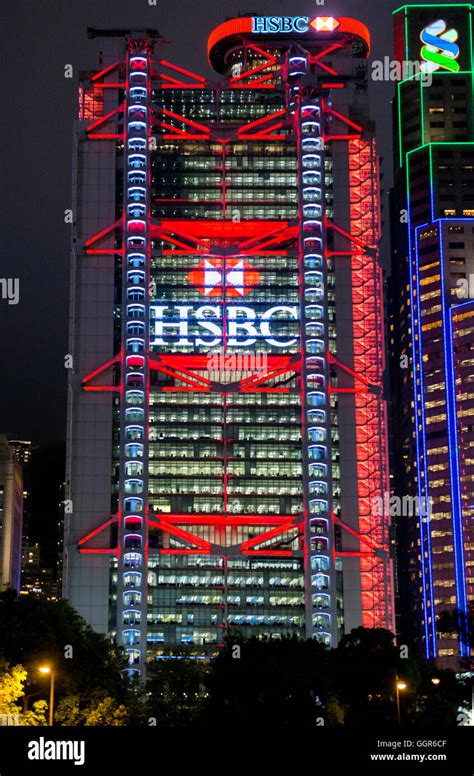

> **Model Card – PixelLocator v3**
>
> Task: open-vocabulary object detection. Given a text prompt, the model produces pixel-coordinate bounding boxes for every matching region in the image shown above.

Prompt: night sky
[0,0,436,447]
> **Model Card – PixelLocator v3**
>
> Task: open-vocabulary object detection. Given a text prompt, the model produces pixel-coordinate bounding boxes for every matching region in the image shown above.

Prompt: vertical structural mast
[117,36,153,676]
[289,54,336,642]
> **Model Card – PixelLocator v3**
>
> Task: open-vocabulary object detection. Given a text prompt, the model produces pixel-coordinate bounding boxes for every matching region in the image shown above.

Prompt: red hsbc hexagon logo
[310,17,339,32]
[187,258,261,297]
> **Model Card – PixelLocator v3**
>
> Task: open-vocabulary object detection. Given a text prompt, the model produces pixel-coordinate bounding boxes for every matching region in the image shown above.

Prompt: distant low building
[21,542,60,600]
[22,542,40,569]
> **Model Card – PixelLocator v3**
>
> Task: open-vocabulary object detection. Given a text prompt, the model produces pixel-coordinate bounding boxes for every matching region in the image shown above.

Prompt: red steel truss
[348,137,393,630]
[320,92,394,630]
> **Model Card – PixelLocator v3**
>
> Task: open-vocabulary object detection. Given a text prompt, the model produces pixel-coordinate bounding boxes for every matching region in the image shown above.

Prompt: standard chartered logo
[420,19,460,73]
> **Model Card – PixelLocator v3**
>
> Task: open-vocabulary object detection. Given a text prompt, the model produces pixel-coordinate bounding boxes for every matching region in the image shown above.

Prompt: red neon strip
[240,523,294,551]
[85,218,123,248]
[92,61,122,82]
[158,233,197,252]
[155,364,211,387]
[160,549,204,555]
[334,514,377,550]
[151,515,296,525]
[232,84,275,90]
[153,219,289,241]
[93,83,125,89]
[161,386,209,393]
[312,59,338,76]
[240,225,298,252]
[79,548,117,555]
[325,134,361,141]
[325,218,367,249]
[325,250,360,257]
[149,519,212,552]
[245,387,289,393]
[154,357,212,384]
[240,366,297,391]
[230,65,273,84]
[158,59,206,84]
[248,44,276,60]
[159,224,209,250]
[85,249,123,256]
[161,83,205,90]
[242,550,293,557]
[162,109,211,135]
[312,43,344,61]
[78,516,117,546]
[230,54,276,83]
[86,105,124,133]
[237,110,286,136]
[151,363,210,391]
[329,387,369,395]
[159,73,193,87]
[328,353,371,387]
[237,132,285,141]
[162,129,209,141]
[324,105,363,132]
[235,74,275,87]
[82,353,121,384]
[83,386,118,392]
[88,133,123,140]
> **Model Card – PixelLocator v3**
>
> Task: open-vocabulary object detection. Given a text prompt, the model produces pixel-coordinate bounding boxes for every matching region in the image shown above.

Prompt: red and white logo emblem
[187,258,261,297]
[310,17,339,32]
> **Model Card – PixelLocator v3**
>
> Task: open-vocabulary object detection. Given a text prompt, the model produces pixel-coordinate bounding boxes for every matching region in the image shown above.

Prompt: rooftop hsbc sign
[251,16,340,34]
[252,16,310,33]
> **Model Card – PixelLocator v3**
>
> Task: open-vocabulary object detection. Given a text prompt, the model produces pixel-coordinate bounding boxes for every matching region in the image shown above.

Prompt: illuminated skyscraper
[64,14,394,676]
[0,436,23,593]
[390,3,474,666]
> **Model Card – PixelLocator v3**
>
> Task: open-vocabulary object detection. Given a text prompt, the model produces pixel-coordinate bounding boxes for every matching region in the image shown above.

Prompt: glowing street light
[395,676,408,725]
[38,666,55,726]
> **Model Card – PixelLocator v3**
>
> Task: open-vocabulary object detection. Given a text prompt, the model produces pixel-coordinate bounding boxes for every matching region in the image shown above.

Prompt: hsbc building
[64,13,394,676]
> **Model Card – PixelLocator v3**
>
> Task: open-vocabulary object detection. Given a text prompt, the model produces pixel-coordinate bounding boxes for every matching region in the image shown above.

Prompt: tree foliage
[0,660,47,726]
[145,653,207,727]
[0,591,468,728]
[55,693,129,726]
[0,591,127,700]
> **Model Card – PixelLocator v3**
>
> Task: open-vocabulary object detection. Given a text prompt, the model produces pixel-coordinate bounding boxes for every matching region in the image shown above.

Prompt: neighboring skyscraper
[7,438,33,540]
[0,436,24,593]
[391,3,474,666]
[64,14,394,676]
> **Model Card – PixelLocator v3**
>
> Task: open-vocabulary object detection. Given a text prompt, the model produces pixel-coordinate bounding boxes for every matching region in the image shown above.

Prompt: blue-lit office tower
[390,3,474,666]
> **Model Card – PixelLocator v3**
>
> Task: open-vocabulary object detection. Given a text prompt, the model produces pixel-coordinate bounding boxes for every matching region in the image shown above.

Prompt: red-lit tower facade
[64,16,394,677]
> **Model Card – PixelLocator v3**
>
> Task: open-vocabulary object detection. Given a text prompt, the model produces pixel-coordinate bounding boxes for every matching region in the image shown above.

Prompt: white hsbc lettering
[252,16,310,34]
[151,305,299,348]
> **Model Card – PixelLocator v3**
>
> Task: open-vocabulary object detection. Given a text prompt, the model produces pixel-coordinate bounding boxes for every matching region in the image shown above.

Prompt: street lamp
[38,666,55,726]
[395,677,407,726]
[431,677,441,686]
